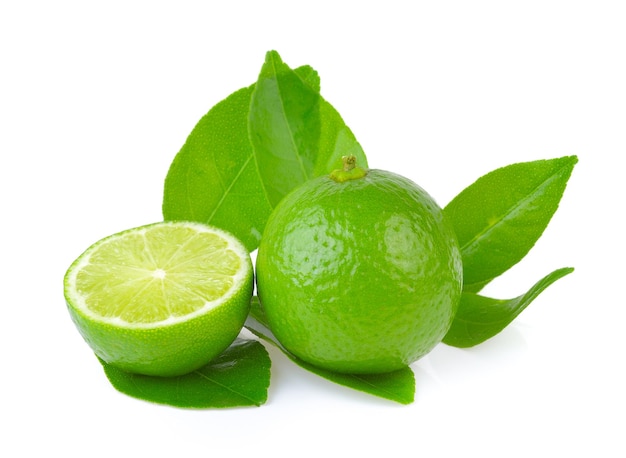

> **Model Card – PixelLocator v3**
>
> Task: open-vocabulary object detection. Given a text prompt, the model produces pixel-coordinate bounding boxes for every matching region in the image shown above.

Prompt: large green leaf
[245,297,415,405]
[249,50,367,208]
[248,50,320,207]
[161,84,269,252]
[162,55,364,252]
[444,156,577,292]
[100,338,271,408]
[443,267,574,348]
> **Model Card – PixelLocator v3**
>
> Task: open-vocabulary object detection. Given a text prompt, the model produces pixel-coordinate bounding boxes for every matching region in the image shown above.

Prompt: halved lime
[64,221,253,377]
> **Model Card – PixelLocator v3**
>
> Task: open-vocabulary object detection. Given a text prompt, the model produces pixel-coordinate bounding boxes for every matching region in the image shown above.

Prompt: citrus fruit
[64,221,253,377]
[256,156,463,374]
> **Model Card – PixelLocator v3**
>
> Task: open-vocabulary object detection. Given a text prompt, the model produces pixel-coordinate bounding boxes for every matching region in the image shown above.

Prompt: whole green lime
[256,157,463,374]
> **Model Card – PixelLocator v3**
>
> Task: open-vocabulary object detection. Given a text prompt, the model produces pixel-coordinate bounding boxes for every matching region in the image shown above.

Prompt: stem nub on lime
[329,155,368,182]
[256,158,463,374]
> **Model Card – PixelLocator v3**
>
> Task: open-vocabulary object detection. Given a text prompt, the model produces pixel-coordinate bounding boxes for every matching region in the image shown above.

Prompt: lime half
[64,221,253,377]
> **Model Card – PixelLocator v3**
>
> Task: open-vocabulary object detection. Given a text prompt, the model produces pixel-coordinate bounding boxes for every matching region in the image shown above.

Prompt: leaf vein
[270,54,311,182]
[206,154,253,223]
[460,162,570,254]
[192,370,260,405]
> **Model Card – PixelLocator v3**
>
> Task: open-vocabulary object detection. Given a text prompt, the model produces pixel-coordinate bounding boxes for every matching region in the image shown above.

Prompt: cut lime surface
[64,221,253,376]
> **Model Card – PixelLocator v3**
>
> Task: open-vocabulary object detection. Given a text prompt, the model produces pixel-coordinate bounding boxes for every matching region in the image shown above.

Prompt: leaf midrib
[460,162,569,255]
[192,369,262,406]
[205,154,254,223]
[269,53,311,183]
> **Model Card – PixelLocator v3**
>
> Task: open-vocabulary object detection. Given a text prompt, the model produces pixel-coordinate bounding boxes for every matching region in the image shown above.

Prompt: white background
[2,1,624,456]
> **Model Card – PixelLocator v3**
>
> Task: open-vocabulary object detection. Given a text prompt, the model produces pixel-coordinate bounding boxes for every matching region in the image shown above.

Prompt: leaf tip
[552,266,575,279]
[564,155,579,170]
[265,49,283,64]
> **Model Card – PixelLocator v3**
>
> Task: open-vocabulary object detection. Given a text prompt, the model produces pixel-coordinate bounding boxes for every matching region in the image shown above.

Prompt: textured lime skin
[66,274,252,377]
[256,169,463,374]
[64,222,254,377]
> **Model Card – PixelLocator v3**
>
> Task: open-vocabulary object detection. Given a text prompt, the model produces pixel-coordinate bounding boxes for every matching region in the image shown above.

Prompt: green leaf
[443,267,574,348]
[294,64,320,92]
[99,338,271,408]
[245,297,415,405]
[162,84,269,252]
[444,156,577,292]
[162,56,358,252]
[249,50,367,208]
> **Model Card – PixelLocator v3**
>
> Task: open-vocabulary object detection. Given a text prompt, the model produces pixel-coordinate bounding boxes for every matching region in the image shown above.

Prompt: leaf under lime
[100,338,271,408]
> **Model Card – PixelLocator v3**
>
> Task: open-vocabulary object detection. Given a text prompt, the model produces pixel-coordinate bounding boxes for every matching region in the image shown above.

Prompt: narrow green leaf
[249,50,367,208]
[443,267,574,348]
[249,50,321,207]
[162,65,320,252]
[246,297,415,405]
[100,338,271,408]
[444,156,577,292]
